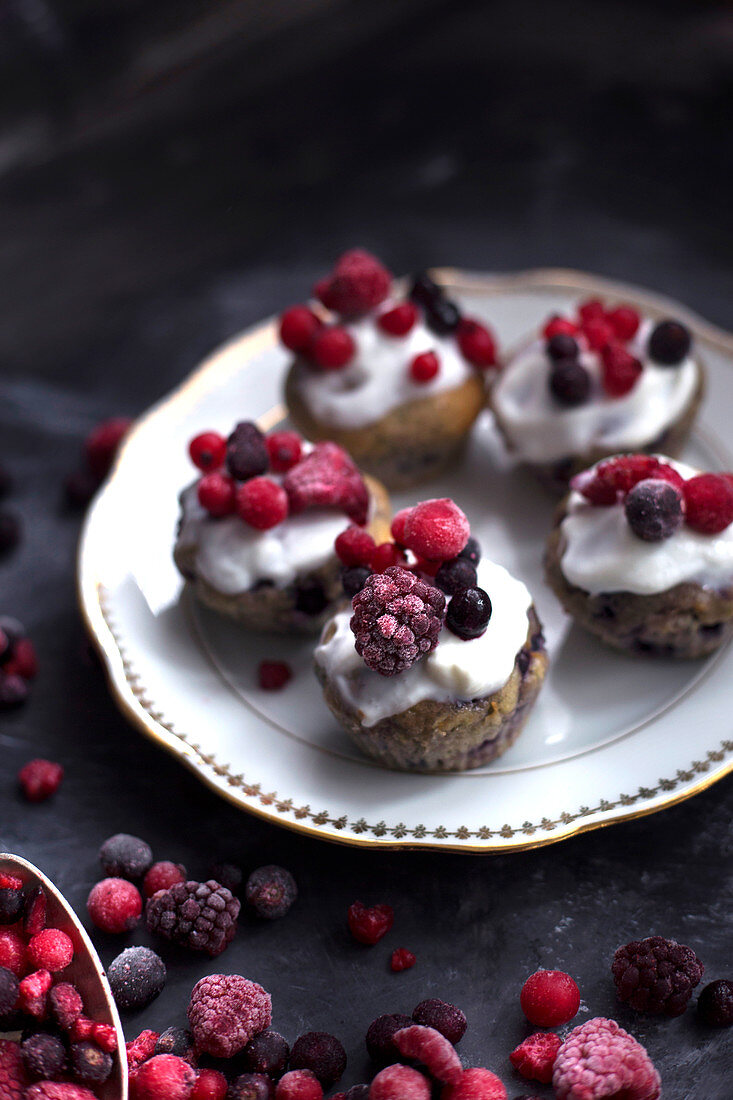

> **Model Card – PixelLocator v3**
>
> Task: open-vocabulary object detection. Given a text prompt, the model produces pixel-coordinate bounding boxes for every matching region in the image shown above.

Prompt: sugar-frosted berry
[316,250,392,316]
[553,1018,660,1100]
[612,935,703,1016]
[441,1068,507,1100]
[369,1064,430,1100]
[335,526,376,567]
[393,1025,462,1084]
[351,567,445,675]
[146,880,240,956]
[87,878,142,933]
[365,1014,414,1064]
[27,929,73,972]
[684,473,733,534]
[625,478,684,541]
[549,360,590,407]
[520,969,580,1028]
[457,319,497,368]
[267,431,303,473]
[698,979,733,1027]
[132,1054,197,1100]
[280,307,322,353]
[245,865,297,919]
[403,499,470,561]
[198,472,235,517]
[276,1069,323,1100]
[189,432,227,472]
[0,884,23,925]
[412,999,467,1045]
[312,328,355,371]
[109,946,166,1010]
[236,477,289,530]
[348,901,394,945]
[648,319,691,365]
[446,586,492,640]
[409,351,440,383]
[99,833,153,880]
[227,422,269,482]
[18,759,64,802]
[509,1032,561,1084]
[378,302,418,337]
[435,558,477,595]
[601,343,643,397]
[290,1032,346,1086]
[18,969,52,1017]
[188,973,272,1058]
[71,1041,113,1084]
[0,931,26,977]
[284,442,369,525]
[572,454,683,505]
[243,1030,290,1078]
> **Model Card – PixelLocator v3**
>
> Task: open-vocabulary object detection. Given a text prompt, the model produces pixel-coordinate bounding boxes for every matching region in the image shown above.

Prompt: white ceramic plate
[78,269,733,852]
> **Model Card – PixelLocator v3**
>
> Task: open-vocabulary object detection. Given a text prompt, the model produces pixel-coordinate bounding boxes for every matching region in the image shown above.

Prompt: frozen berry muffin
[491,299,704,491]
[545,453,733,657]
[174,422,391,633]
[281,250,496,489]
[315,498,548,772]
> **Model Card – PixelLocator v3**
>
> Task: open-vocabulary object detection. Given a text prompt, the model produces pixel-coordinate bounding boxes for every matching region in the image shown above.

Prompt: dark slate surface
[0,1,731,1096]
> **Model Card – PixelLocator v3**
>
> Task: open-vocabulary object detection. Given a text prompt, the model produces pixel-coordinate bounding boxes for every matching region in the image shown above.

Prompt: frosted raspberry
[393,1025,463,1084]
[284,442,369,525]
[335,525,376,567]
[236,477,289,530]
[369,1064,430,1100]
[87,877,142,933]
[276,1069,323,1100]
[0,1039,27,1100]
[684,473,733,534]
[520,969,580,1028]
[440,1068,507,1100]
[350,567,445,676]
[132,1054,196,1100]
[612,935,703,1016]
[27,929,73,973]
[315,250,392,316]
[48,982,83,1029]
[553,1018,660,1100]
[601,343,643,397]
[126,1030,160,1074]
[188,973,272,1058]
[26,1086,98,1100]
[403,499,470,561]
[571,455,683,506]
[509,1031,561,1084]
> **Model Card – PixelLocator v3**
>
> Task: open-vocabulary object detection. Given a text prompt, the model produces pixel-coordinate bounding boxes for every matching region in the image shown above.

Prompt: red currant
[311,327,355,370]
[279,306,321,353]
[457,319,497,368]
[197,472,235,517]
[543,315,579,340]
[606,305,641,341]
[266,430,303,473]
[189,431,226,472]
[377,301,418,337]
[409,351,440,383]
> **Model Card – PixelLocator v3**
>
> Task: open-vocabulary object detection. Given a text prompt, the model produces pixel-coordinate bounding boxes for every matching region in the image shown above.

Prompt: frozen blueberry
[0,967,19,1015]
[549,359,591,407]
[446,586,492,640]
[290,1031,346,1087]
[624,478,684,542]
[366,1013,413,1064]
[648,319,692,365]
[227,1074,273,1099]
[698,980,733,1027]
[458,536,481,565]
[412,998,467,1044]
[426,297,461,335]
[342,566,371,598]
[71,1041,113,1084]
[99,833,153,879]
[226,422,269,481]
[435,557,478,596]
[245,865,297,920]
[409,272,443,308]
[243,1029,290,1078]
[546,333,579,360]
[22,1033,66,1080]
[108,946,166,1010]
[0,886,24,925]
[155,1026,195,1059]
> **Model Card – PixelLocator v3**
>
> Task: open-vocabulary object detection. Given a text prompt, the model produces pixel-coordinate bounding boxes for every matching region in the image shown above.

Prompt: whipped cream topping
[559,459,733,596]
[176,484,358,595]
[288,304,476,430]
[315,559,533,726]
[492,320,699,463]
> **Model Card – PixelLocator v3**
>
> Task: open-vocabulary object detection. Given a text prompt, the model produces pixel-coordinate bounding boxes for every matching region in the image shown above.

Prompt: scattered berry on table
[446,586,492,640]
[155,1028,195,1061]
[552,1017,660,1100]
[290,1032,346,1086]
[226,421,270,482]
[607,305,641,341]
[390,947,416,972]
[348,900,394,945]
[0,930,27,976]
[227,1072,274,1099]
[99,833,154,880]
[48,982,83,1029]
[108,946,166,1010]
[126,1030,160,1074]
[275,1069,323,1100]
[198,472,236,517]
[85,418,132,479]
[369,542,407,573]
[647,319,691,365]
[27,929,73,972]
[18,760,64,802]
[0,966,19,1014]
[191,1068,228,1100]
[394,1025,462,1085]
[70,1040,114,1084]
[435,557,478,596]
[87,878,142,934]
[312,328,356,371]
[188,973,272,1058]
[280,307,322,354]
[267,431,303,473]
[243,1030,290,1079]
[546,333,580,361]
[284,442,369,525]
[683,473,733,534]
[509,1032,561,1084]
[549,360,591,407]
[520,969,580,1028]
[612,935,704,1016]
[143,860,187,898]
[365,1014,414,1064]
[131,1053,197,1100]
[245,865,298,919]
[441,1068,507,1100]
[625,478,684,542]
[342,566,371,598]
[403,499,470,562]
[412,999,467,1045]
[236,477,289,530]
[146,879,240,956]
[335,526,376,568]
[697,979,733,1027]
[189,432,227,473]
[457,319,497,368]
[21,1032,66,1081]
[18,968,53,1017]
[368,1063,430,1100]
[409,351,440,384]
[315,250,392,317]
[258,662,293,691]
[378,302,418,337]
[351,567,445,676]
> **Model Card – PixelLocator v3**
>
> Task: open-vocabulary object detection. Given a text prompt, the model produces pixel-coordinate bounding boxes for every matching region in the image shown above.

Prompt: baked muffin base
[545,504,733,658]
[174,475,391,634]
[316,608,548,772]
[285,367,486,490]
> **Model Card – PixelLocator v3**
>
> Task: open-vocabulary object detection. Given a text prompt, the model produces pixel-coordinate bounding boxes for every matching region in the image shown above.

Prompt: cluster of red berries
[1,617,38,711]
[572,454,733,538]
[0,874,119,1098]
[279,251,497,385]
[65,417,132,509]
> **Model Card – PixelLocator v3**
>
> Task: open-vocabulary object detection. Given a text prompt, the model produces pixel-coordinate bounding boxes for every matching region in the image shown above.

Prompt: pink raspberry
[132,1054,196,1100]
[350,566,445,676]
[49,982,84,1029]
[26,1086,98,1100]
[188,973,272,1058]
[315,250,392,316]
[441,1068,507,1100]
[126,1030,160,1074]
[87,877,142,933]
[369,1064,431,1100]
[276,1069,324,1100]
[191,1069,228,1100]
[403,498,470,561]
[0,1039,28,1100]
[236,477,289,530]
[284,442,369,525]
[394,1025,462,1084]
[509,1031,562,1083]
[27,929,74,972]
[520,969,580,1028]
[553,1018,661,1100]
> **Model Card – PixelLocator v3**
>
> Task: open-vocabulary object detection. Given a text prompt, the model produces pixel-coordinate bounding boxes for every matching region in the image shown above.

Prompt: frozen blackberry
[625,479,684,542]
[0,966,19,1015]
[245,866,297,920]
[412,999,467,1045]
[227,422,269,482]
[21,1033,66,1080]
[0,886,24,925]
[698,980,733,1027]
[365,1013,413,1064]
[434,557,477,596]
[70,1041,113,1084]
[446,586,492,640]
[351,567,445,676]
[549,360,591,407]
[612,936,704,1016]
[341,566,371,598]
[290,1032,346,1087]
[228,1073,274,1099]
[155,1027,195,1059]
[146,879,240,956]
[108,946,166,1010]
[243,1029,290,1078]
[99,833,153,880]
[648,319,691,365]
[457,537,481,565]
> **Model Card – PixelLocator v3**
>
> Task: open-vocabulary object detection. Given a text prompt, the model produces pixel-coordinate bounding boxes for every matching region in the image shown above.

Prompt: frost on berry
[350,567,445,676]
[188,974,272,1058]
[284,442,369,525]
[509,1031,561,1084]
[611,936,704,1016]
[440,1067,507,1100]
[393,1025,462,1085]
[369,1063,431,1100]
[553,1017,660,1100]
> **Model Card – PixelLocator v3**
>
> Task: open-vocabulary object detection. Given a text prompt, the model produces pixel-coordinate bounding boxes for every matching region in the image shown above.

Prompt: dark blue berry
[226,421,269,481]
[155,1027,195,1059]
[342,565,371,598]
[0,967,19,1015]
[243,1029,290,1078]
[409,272,443,307]
[624,478,684,542]
[99,833,153,879]
[108,946,166,1010]
[549,360,591,406]
[228,1075,272,1100]
[245,865,297,920]
[698,980,733,1027]
[426,296,461,335]
[458,536,481,565]
[22,1033,66,1081]
[71,1041,113,1084]
[0,887,24,925]
[546,333,579,360]
[435,557,478,596]
[648,319,691,365]
[446,586,492,640]
[290,1031,346,1087]
[295,581,327,616]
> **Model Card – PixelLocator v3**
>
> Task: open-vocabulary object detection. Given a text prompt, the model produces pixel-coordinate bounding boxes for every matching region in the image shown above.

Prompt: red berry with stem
[457,319,497,368]
[87,878,142,934]
[543,316,578,340]
[18,759,64,802]
[189,432,226,472]
[601,343,643,397]
[378,302,418,337]
[258,661,292,691]
[335,526,376,567]
[267,431,303,473]
[607,305,640,341]
[280,307,322,353]
[311,328,355,371]
[520,969,580,1028]
[197,472,235,517]
[410,351,440,383]
[684,473,733,534]
[347,900,394,945]
[236,477,289,530]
